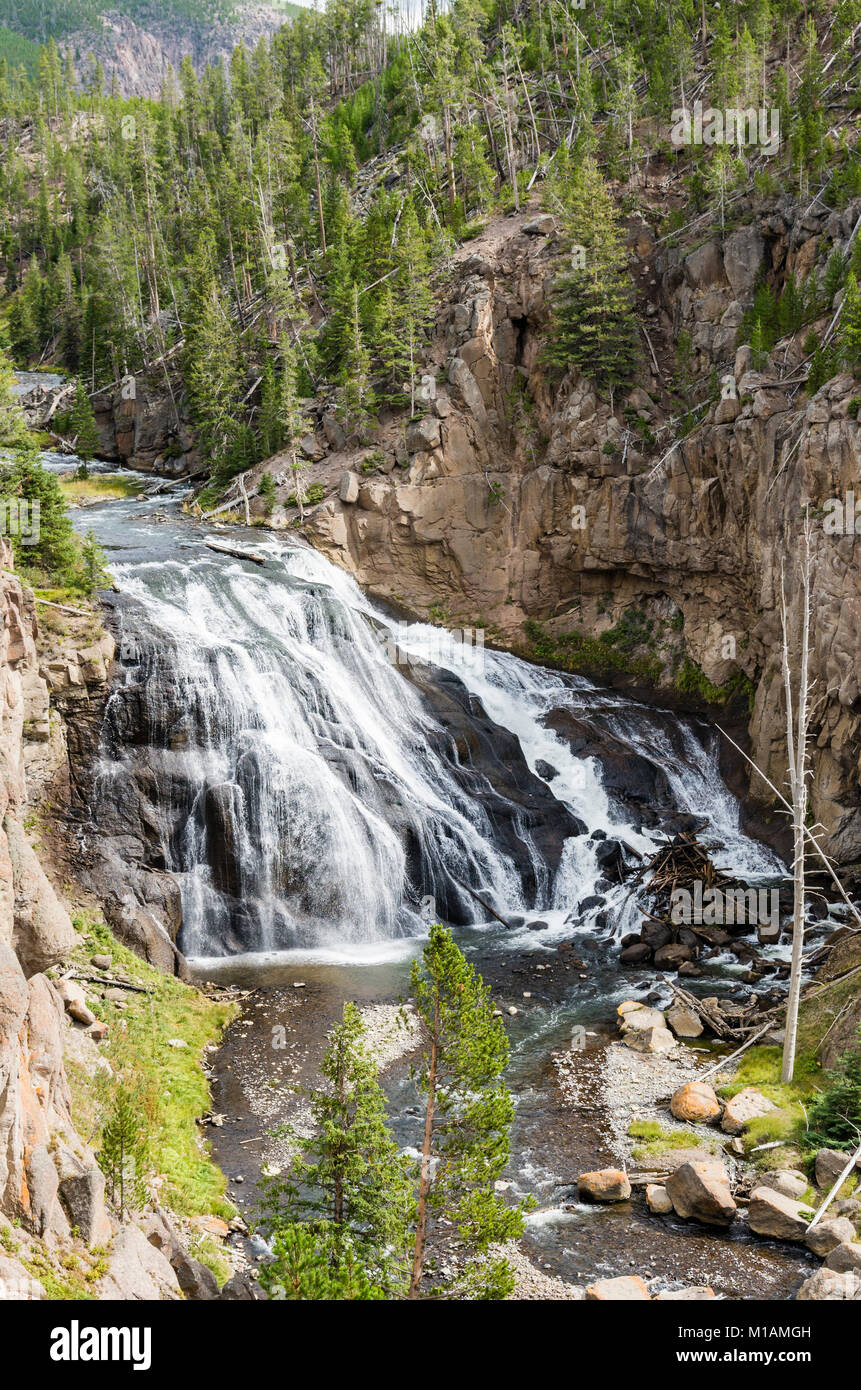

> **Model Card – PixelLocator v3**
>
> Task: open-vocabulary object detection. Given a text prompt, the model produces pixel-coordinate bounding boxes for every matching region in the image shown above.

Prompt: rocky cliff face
[0,539,110,1289]
[0,544,211,1298]
[66,3,291,100]
[239,194,861,867]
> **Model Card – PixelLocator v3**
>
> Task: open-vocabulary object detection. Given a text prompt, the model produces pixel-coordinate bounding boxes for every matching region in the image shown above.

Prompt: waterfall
[91,527,779,960]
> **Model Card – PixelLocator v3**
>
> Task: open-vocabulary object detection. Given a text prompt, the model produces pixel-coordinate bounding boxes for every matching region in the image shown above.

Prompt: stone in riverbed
[720,1086,778,1135]
[665,1159,737,1226]
[666,1005,703,1038]
[796,1268,861,1300]
[618,1005,665,1033]
[806,1218,857,1256]
[620,942,652,965]
[577,1169,632,1203]
[646,1184,673,1214]
[815,1148,856,1189]
[670,1080,721,1123]
[757,1169,808,1200]
[653,943,693,969]
[748,1186,814,1241]
[623,1025,676,1054]
[585,1275,651,1300]
[824,1241,861,1273]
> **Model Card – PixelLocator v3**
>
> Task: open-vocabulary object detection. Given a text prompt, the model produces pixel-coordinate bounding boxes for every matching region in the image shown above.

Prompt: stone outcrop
[0,539,107,1253]
[264,195,861,866]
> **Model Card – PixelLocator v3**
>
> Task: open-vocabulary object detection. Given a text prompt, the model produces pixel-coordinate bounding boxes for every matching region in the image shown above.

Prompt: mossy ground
[628,1119,722,1161]
[61,911,237,1279]
[57,474,143,505]
[716,1043,858,1184]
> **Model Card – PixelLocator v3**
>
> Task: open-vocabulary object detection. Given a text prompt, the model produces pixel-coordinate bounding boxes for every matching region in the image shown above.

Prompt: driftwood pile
[632,830,748,938]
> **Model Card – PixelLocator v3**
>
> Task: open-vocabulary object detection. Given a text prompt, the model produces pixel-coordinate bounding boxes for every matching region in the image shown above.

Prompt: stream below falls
[58,457,820,1299]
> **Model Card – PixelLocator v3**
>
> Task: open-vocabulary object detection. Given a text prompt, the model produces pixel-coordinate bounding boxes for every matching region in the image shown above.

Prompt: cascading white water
[91,523,780,961]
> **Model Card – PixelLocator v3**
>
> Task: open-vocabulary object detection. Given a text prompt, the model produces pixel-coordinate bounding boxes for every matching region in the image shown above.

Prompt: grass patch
[718,1045,824,1166]
[673,657,756,710]
[58,474,143,506]
[521,618,663,684]
[63,912,237,1223]
[628,1119,717,1159]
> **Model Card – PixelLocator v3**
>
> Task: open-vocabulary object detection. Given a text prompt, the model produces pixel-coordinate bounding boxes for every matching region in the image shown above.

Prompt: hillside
[0,0,304,96]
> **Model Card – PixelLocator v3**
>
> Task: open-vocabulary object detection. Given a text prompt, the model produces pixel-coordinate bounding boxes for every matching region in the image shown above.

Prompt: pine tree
[408,924,529,1300]
[67,379,99,463]
[182,230,244,476]
[805,1034,861,1151]
[98,1084,149,1218]
[544,156,638,399]
[258,1002,414,1295]
[259,1223,387,1300]
[336,283,375,439]
[839,270,861,374]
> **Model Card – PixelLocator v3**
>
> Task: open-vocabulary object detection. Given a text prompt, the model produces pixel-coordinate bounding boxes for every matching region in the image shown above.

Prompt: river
[49,442,818,1298]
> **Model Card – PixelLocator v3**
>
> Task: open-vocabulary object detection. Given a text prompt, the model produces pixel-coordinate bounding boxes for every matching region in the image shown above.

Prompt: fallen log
[68,972,150,994]
[450,874,512,929]
[203,539,268,566]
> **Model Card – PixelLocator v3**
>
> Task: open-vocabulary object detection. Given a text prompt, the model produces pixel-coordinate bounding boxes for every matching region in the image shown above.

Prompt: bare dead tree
[779,517,812,1084]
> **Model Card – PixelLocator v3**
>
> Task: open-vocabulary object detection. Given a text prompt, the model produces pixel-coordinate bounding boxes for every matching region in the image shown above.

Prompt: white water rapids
[90,522,779,962]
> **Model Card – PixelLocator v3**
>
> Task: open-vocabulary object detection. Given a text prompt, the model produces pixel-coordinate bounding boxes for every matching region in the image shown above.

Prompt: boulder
[618,1006,665,1034]
[405,416,441,453]
[99,1223,182,1301]
[577,1169,632,1203]
[646,1184,673,1214]
[218,1271,263,1300]
[669,1081,721,1123]
[653,943,693,970]
[815,1148,855,1190]
[623,1025,676,1054]
[620,942,652,965]
[720,1087,778,1135]
[665,1159,737,1226]
[824,1241,861,1273]
[141,1206,219,1300]
[796,1268,861,1301]
[757,1169,808,1200]
[339,471,360,504]
[806,1218,857,1256]
[655,1286,716,1300]
[59,1165,113,1248]
[522,214,556,237]
[585,1275,651,1301]
[748,1186,814,1241]
[666,1005,703,1038]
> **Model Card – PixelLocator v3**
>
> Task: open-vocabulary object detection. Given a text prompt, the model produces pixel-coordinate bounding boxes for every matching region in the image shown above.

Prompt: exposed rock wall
[0,538,104,1255]
[286,196,861,864]
[65,3,290,100]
